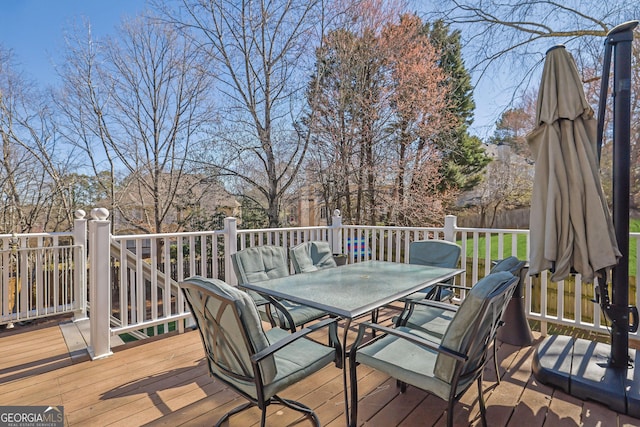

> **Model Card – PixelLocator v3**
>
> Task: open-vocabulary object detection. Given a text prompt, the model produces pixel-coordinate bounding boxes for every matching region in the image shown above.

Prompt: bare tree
[381,14,455,225]
[54,21,120,224]
[306,8,457,226]
[472,145,533,228]
[305,26,383,225]
[55,15,216,233]
[0,47,79,232]
[437,1,636,80]
[160,0,334,227]
[426,0,639,134]
[435,2,640,206]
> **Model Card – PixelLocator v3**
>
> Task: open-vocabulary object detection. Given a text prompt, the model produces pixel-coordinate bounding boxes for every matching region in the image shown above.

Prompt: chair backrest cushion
[290,241,337,273]
[490,256,526,276]
[231,245,290,284]
[434,271,517,382]
[180,276,277,385]
[409,240,462,268]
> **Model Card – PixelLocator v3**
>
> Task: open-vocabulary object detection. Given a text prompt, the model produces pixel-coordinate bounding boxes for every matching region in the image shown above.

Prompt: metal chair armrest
[251,317,340,363]
[352,321,467,363]
[409,299,459,312]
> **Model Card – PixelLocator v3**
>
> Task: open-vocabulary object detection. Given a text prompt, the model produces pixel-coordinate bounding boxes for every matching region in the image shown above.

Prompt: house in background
[108,173,240,233]
[284,181,328,227]
[292,190,328,227]
[455,143,534,228]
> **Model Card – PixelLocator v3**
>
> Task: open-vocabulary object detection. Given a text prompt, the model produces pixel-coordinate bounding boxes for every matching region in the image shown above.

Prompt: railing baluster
[150,237,159,332]
[9,214,637,348]
[119,240,128,328]
[557,279,565,322]
[484,232,491,277]
[471,232,479,285]
[136,239,145,327]
[52,237,60,314]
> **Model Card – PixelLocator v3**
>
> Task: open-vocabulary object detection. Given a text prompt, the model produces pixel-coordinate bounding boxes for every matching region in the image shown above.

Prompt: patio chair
[405,240,462,302]
[231,245,328,332]
[179,276,340,427]
[289,240,337,273]
[396,256,526,383]
[391,240,462,327]
[349,271,519,427]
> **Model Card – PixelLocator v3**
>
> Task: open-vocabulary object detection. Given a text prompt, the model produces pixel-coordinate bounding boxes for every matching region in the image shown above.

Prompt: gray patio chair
[405,239,462,301]
[391,240,462,327]
[231,245,328,332]
[396,256,526,383]
[179,276,340,427]
[289,241,337,273]
[349,271,519,427]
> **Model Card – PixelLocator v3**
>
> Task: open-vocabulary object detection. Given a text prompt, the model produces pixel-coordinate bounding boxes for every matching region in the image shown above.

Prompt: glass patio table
[242,260,464,425]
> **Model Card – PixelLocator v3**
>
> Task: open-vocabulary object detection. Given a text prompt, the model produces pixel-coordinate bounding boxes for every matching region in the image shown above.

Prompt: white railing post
[88,208,112,360]
[224,217,238,284]
[331,210,343,254]
[444,215,458,242]
[72,210,88,321]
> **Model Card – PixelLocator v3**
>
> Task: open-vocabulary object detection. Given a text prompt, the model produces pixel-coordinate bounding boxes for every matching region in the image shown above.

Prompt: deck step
[59,319,125,362]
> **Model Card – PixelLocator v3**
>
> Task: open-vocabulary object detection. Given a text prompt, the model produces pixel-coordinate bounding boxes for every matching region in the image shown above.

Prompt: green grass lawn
[461,218,640,278]
[457,220,639,324]
[460,234,527,260]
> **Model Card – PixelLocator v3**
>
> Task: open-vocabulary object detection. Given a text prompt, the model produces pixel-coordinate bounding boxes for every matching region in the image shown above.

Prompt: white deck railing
[3,209,637,359]
[0,225,86,326]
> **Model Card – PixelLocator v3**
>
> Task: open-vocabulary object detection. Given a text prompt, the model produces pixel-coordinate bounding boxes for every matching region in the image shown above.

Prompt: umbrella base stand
[532,334,640,416]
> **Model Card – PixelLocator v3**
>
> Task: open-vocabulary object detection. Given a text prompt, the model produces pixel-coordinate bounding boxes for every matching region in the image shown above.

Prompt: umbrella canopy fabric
[527,45,620,283]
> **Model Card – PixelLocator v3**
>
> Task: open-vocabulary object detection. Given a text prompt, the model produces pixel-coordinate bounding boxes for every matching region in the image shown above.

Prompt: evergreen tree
[425,20,490,191]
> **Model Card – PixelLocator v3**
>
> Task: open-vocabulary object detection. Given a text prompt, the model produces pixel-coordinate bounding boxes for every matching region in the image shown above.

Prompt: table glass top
[242,260,463,318]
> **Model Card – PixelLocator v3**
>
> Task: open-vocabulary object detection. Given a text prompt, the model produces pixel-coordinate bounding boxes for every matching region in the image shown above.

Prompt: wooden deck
[2,310,640,427]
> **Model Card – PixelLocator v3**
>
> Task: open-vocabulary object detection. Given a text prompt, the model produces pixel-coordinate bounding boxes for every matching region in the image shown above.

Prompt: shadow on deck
[1,308,639,426]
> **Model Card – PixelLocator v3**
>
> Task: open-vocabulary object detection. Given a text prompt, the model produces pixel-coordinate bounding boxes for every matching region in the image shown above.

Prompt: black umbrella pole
[608,21,637,369]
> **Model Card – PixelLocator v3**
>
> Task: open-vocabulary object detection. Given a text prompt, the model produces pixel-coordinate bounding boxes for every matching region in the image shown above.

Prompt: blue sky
[0,0,149,85]
[0,0,499,137]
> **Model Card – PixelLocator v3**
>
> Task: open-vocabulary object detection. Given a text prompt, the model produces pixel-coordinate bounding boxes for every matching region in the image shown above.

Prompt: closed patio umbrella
[532,23,640,415]
[527,45,620,283]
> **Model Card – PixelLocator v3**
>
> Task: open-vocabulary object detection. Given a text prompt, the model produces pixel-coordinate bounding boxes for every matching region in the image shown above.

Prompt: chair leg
[370,308,379,337]
[214,401,255,427]
[274,396,321,426]
[216,397,320,427]
[493,337,501,384]
[477,375,488,427]
[349,353,359,427]
[446,398,455,427]
[260,406,267,427]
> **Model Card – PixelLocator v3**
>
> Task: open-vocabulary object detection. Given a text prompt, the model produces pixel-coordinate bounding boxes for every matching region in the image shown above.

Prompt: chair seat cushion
[247,290,270,306]
[271,300,328,330]
[263,327,336,400]
[356,327,452,400]
[403,305,457,341]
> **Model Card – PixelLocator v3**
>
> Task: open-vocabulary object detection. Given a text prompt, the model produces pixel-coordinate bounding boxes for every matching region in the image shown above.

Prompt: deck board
[1,312,639,427]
